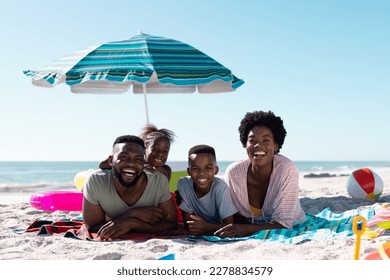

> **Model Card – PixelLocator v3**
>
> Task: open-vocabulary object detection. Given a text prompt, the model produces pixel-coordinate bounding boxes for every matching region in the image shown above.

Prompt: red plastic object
[30,190,83,212]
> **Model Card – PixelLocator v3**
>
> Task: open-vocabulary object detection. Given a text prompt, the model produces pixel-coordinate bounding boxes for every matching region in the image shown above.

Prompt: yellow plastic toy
[361,227,385,239]
[352,215,366,260]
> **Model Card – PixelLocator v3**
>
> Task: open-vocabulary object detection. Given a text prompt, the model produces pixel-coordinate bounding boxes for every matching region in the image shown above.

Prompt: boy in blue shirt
[177,144,238,235]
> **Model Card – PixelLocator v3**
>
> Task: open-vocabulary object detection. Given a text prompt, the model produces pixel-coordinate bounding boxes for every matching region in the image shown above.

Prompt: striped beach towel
[194,207,375,244]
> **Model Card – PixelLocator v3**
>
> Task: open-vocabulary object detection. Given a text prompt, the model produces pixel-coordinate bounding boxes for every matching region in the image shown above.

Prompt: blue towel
[158,253,175,260]
[191,207,375,244]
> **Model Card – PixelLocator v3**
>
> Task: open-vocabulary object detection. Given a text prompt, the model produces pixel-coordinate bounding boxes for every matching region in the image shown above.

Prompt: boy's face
[187,153,219,190]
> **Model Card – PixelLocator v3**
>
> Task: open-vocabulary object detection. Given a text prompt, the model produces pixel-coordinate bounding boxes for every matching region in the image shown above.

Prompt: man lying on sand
[82,135,177,241]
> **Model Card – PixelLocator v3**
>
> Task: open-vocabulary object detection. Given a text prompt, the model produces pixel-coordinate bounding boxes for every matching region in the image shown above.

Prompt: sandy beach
[0,170,389,262]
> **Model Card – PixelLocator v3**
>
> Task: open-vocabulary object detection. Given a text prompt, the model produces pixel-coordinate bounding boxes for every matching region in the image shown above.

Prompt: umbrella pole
[142,83,150,125]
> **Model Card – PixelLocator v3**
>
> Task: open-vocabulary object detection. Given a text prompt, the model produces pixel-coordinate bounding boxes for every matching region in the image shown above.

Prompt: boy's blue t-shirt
[177,176,238,224]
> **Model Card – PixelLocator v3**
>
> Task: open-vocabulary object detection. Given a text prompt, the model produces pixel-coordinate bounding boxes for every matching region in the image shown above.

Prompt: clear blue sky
[1,0,389,162]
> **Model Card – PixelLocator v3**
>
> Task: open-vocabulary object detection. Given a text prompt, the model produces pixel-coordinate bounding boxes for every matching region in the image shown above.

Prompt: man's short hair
[113,135,145,149]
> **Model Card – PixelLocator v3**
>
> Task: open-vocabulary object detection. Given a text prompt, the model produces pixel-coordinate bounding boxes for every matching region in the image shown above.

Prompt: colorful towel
[19,219,190,241]
[18,207,377,244]
[366,203,390,227]
[192,207,375,244]
[361,203,390,239]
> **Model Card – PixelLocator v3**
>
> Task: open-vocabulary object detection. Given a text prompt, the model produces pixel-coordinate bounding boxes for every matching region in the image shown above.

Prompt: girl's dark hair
[139,124,175,147]
[238,110,286,153]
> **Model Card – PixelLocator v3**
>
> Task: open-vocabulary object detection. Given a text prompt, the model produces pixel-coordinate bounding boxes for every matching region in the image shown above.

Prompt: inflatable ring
[30,190,83,212]
[363,242,390,260]
[378,242,390,260]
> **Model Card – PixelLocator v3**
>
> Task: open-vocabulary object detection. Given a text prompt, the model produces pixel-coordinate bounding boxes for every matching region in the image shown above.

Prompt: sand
[0,171,389,261]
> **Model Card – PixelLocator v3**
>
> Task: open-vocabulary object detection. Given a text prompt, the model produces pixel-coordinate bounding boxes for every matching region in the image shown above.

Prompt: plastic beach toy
[73,169,95,191]
[352,215,366,260]
[347,168,384,200]
[30,190,83,212]
[377,220,390,230]
[361,227,385,239]
[363,242,390,260]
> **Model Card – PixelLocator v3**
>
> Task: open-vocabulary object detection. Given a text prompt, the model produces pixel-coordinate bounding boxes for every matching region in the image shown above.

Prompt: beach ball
[347,168,384,200]
[73,169,94,191]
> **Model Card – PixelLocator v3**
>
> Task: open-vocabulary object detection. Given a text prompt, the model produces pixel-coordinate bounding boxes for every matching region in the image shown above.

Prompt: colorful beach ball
[347,168,384,200]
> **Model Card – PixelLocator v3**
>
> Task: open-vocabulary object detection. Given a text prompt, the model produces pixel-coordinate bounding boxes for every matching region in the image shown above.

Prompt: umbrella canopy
[24,32,244,124]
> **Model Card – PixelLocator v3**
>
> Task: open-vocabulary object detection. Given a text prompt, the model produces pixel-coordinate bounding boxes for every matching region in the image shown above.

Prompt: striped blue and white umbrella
[24,32,244,124]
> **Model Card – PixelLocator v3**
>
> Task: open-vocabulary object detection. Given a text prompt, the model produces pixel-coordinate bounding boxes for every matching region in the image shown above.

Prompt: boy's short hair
[188,144,216,165]
[113,135,145,149]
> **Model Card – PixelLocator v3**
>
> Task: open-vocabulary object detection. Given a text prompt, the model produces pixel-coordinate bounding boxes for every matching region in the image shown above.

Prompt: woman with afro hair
[215,110,305,237]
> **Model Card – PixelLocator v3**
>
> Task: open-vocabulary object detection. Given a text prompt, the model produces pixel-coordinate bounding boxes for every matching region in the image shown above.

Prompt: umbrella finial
[138,30,143,35]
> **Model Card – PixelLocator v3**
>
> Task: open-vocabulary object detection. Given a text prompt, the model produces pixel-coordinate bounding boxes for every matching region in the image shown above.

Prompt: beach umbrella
[23,32,245,124]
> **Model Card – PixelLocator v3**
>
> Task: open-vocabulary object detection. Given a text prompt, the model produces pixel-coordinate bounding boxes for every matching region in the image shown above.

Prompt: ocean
[1,160,390,192]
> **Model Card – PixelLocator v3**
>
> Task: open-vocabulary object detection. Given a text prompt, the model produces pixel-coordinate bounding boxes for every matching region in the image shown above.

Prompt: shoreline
[303,173,349,178]
[0,170,389,260]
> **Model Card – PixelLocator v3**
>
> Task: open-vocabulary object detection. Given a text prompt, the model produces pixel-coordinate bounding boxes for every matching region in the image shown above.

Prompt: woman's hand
[214,223,252,237]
